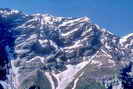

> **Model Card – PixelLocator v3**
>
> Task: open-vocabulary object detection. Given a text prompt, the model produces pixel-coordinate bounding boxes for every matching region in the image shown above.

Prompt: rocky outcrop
[0,8,132,89]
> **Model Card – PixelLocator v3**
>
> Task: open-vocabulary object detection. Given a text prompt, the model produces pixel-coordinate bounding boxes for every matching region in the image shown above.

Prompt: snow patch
[0,81,11,89]
[61,28,79,36]
[64,40,82,50]
[45,72,55,89]
[52,61,90,89]
[101,49,112,58]
[72,72,84,89]
[59,17,90,27]
[119,33,133,44]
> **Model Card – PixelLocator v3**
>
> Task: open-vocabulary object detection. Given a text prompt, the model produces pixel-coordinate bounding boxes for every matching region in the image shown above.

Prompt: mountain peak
[0,9,133,89]
[0,8,20,16]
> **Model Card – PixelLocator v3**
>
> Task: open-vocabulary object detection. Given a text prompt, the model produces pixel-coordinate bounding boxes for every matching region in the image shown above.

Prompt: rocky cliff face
[0,8,133,89]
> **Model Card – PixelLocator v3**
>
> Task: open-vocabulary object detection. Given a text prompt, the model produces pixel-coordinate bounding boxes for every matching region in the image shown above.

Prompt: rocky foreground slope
[0,8,133,89]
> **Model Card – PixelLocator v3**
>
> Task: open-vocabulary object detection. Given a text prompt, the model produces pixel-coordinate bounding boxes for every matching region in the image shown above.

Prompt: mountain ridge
[0,8,132,89]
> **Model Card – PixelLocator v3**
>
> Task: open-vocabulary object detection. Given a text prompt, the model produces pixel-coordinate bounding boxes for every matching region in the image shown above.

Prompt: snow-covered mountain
[0,8,133,89]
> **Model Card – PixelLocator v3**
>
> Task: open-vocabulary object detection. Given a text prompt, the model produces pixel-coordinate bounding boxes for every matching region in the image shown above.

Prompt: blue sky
[0,0,133,36]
